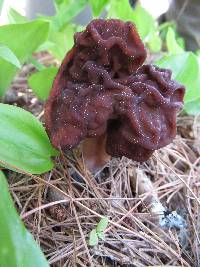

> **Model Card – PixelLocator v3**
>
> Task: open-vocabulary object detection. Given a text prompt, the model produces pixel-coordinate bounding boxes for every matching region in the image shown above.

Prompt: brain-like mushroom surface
[45,19,185,162]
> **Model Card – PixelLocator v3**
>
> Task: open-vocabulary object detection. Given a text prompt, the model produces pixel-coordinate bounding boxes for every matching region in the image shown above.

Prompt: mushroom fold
[45,19,185,162]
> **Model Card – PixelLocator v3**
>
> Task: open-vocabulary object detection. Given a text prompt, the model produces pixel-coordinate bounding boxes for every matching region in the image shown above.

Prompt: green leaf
[48,24,75,60]
[28,67,58,100]
[0,104,58,174]
[97,232,105,241]
[166,27,184,54]
[0,20,49,96]
[8,8,28,24]
[0,44,21,68]
[51,0,88,31]
[47,24,84,61]
[155,52,200,103]
[54,0,63,6]
[184,98,200,115]
[147,32,162,53]
[107,2,156,40]
[89,229,98,246]
[107,0,135,21]
[89,0,109,17]
[96,217,109,232]
[131,5,156,41]
[36,41,55,53]
[0,170,49,267]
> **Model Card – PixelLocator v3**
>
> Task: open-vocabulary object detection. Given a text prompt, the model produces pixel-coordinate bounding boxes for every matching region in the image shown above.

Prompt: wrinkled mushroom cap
[45,19,185,162]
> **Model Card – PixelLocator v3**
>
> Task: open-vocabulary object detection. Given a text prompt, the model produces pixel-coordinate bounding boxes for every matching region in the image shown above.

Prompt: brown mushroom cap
[45,19,185,164]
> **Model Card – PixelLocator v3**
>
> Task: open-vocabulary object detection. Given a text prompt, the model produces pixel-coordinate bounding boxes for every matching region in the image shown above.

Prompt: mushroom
[45,19,185,173]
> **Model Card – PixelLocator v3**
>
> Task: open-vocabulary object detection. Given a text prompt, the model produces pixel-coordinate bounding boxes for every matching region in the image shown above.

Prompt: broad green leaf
[147,32,162,53]
[0,44,21,68]
[96,217,109,232]
[36,41,55,53]
[48,24,75,60]
[0,20,49,96]
[8,8,28,24]
[0,171,49,267]
[28,67,58,100]
[155,52,200,103]
[51,0,88,31]
[166,27,184,54]
[48,24,84,61]
[107,2,156,40]
[107,0,135,21]
[131,5,156,41]
[184,98,200,115]
[97,232,105,241]
[89,0,109,17]
[89,229,98,246]
[0,104,58,174]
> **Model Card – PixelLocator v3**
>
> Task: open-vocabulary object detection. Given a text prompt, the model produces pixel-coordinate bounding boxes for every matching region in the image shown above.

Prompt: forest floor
[5,53,200,267]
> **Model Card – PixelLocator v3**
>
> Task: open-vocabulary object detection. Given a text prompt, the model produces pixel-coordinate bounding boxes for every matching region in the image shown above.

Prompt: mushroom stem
[82,134,111,173]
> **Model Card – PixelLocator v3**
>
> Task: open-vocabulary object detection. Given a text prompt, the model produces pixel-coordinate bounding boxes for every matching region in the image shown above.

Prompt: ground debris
[7,53,200,267]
